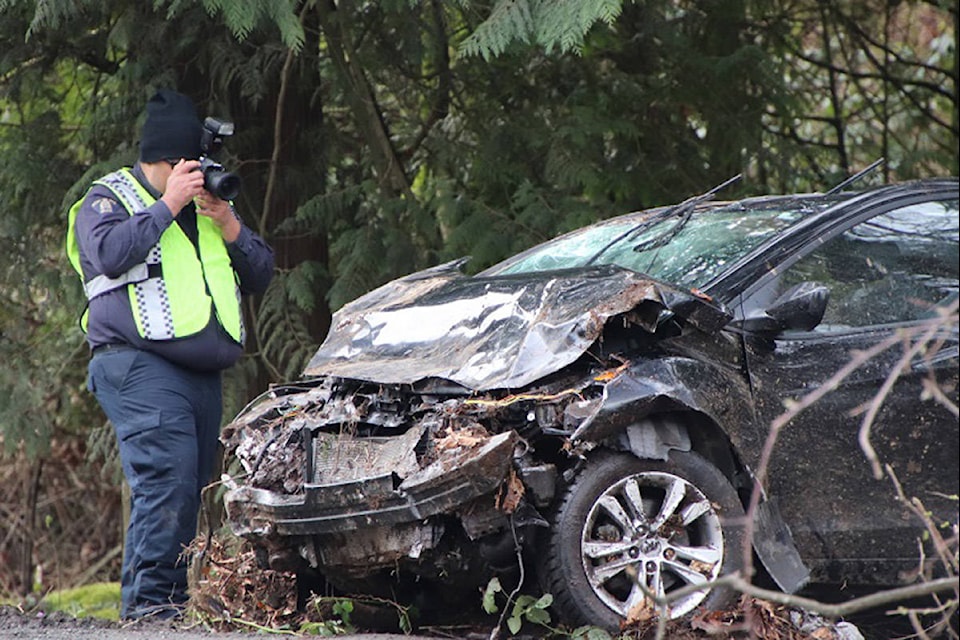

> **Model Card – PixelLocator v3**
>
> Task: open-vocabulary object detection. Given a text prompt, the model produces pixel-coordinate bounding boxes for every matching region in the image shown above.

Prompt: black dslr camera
[199,117,242,201]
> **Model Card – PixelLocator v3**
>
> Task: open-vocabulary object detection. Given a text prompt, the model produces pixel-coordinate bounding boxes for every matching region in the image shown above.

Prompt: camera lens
[206,170,242,201]
[199,157,242,200]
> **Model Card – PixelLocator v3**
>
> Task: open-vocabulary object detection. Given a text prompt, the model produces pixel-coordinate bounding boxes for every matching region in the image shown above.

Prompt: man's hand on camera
[197,193,241,243]
[162,159,204,215]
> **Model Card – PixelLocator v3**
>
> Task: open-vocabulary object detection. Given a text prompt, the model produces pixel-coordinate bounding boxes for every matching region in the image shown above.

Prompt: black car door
[736,195,959,585]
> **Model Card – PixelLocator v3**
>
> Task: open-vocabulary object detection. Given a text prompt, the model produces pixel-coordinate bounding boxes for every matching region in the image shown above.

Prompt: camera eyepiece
[199,117,241,200]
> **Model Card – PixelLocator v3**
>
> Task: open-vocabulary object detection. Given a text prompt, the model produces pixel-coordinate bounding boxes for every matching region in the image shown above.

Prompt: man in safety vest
[66,89,274,620]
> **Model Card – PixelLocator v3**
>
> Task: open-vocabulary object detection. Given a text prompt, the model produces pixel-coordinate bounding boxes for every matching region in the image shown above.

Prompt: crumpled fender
[571,354,756,451]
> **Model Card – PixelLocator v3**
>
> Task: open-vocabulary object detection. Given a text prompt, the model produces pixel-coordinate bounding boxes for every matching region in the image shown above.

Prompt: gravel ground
[4,601,949,640]
[0,607,490,640]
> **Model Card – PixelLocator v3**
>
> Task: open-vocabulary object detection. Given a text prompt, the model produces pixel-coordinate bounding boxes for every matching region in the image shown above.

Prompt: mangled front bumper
[225,425,518,539]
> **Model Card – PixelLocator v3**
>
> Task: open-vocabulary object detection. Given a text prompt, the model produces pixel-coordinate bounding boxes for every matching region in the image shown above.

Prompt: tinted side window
[777,200,958,329]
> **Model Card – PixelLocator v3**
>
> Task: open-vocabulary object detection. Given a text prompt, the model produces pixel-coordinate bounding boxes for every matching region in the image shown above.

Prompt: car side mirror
[742,282,830,334]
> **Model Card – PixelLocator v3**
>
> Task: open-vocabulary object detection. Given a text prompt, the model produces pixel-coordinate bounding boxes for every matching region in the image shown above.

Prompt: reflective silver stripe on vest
[133,276,175,340]
[84,263,149,299]
[99,171,144,218]
[235,281,246,344]
[94,171,175,340]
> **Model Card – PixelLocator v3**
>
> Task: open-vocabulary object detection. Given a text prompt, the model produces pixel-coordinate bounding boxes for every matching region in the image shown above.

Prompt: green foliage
[0,53,100,457]
[300,597,356,636]
[484,578,553,634]
[483,578,613,638]
[158,0,305,52]
[484,577,541,632]
[314,186,441,310]
[571,627,615,640]
[481,576,502,614]
[507,593,553,634]
[1,0,84,38]
[7,0,303,52]
[484,577,607,637]
[257,268,323,380]
[461,0,624,59]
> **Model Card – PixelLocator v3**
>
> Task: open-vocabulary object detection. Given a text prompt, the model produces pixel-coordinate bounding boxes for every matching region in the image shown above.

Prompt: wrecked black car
[221,177,959,629]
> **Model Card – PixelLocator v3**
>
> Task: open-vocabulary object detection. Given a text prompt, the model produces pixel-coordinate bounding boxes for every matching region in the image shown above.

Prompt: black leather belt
[91,343,135,356]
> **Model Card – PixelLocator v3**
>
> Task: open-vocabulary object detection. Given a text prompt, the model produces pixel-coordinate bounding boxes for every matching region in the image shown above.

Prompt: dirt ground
[3,599,958,640]
[0,607,465,640]
[0,601,907,640]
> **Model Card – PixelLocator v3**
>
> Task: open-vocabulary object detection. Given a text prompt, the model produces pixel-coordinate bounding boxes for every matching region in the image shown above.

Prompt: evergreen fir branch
[286,261,327,314]
[460,0,624,59]
[326,226,394,310]
[460,0,537,61]
[533,0,623,54]
[13,0,85,36]
[158,0,304,51]
[256,270,321,381]
[213,0,257,42]
[263,0,306,52]
[275,186,365,237]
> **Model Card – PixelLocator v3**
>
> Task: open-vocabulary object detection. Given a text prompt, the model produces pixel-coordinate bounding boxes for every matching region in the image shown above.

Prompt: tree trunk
[18,460,42,597]
[315,0,413,199]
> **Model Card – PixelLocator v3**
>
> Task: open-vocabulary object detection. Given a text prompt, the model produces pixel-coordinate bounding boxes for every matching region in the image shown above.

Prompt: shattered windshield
[485,199,831,289]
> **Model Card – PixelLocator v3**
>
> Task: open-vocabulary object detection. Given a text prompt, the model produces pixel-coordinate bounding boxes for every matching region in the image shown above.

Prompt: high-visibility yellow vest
[66,168,244,343]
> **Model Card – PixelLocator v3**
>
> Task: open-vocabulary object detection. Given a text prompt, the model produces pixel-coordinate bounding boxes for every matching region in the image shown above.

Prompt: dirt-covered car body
[222,178,959,627]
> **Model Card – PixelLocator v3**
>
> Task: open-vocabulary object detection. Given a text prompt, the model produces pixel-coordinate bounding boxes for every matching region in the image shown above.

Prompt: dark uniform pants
[88,347,222,619]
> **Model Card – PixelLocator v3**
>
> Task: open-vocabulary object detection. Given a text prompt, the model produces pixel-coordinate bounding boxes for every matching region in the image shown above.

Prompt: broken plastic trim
[225,430,518,536]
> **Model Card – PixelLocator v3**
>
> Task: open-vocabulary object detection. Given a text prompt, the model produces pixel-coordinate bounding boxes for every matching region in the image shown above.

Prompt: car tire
[538,448,746,629]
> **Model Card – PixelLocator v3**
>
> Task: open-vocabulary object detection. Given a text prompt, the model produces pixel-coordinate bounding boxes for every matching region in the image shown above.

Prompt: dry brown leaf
[688,559,716,576]
[434,423,490,450]
[495,469,525,513]
[690,606,736,631]
[622,597,656,627]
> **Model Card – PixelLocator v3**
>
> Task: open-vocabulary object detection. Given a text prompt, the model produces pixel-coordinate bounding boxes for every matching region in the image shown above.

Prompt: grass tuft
[40,582,121,621]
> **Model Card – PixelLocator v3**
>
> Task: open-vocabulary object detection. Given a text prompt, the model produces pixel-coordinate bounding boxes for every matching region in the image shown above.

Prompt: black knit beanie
[138,89,203,163]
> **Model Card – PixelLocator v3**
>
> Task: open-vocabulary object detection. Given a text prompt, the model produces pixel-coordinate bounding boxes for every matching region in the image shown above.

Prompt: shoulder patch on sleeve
[92,197,116,215]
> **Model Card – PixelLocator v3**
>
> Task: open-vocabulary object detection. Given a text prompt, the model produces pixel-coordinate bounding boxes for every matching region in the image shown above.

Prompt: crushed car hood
[304,259,732,391]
